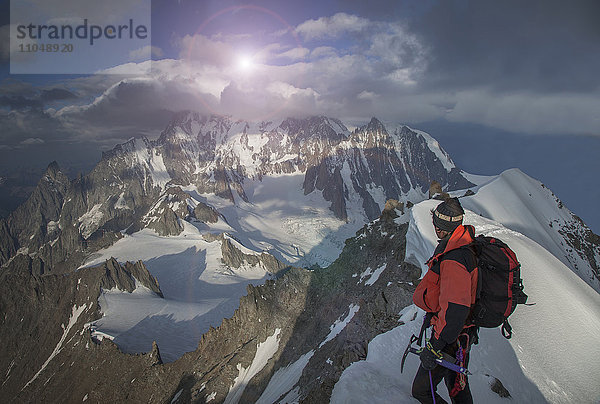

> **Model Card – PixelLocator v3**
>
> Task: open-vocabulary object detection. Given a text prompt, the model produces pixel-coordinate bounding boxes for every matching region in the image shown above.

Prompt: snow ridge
[460,168,600,292]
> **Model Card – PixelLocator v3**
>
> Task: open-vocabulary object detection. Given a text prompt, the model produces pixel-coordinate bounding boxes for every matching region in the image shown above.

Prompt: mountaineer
[411,197,478,404]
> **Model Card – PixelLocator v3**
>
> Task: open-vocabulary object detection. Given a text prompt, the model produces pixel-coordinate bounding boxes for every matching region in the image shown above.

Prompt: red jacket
[413,225,478,346]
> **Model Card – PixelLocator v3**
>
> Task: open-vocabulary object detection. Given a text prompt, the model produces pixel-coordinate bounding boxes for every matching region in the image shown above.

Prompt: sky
[0,0,599,231]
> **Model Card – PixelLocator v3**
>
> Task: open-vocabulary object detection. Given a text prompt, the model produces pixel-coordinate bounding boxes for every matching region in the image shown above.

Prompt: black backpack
[467,235,529,339]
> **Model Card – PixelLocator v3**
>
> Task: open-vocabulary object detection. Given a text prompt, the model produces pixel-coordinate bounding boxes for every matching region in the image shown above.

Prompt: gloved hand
[419,338,445,370]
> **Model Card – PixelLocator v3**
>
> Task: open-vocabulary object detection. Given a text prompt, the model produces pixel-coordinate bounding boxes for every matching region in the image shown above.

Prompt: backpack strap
[501,319,513,339]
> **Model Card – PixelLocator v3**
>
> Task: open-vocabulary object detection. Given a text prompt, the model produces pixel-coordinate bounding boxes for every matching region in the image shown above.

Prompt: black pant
[411,346,473,404]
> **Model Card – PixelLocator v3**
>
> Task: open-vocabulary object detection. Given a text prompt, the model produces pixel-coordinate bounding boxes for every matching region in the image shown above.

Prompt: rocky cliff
[0,256,164,402]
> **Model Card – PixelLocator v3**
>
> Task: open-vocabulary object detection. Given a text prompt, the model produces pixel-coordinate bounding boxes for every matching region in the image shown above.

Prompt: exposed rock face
[3,253,46,276]
[394,126,471,193]
[60,136,166,240]
[299,118,474,220]
[0,218,17,264]
[100,257,163,297]
[6,162,70,249]
[193,202,219,223]
[148,206,184,236]
[558,214,600,291]
[429,180,449,199]
[2,162,70,268]
[142,186,220,236]
[0,257,164,402]
[219,234,293,275]
[0,152,162,270]
[382,199,404,222]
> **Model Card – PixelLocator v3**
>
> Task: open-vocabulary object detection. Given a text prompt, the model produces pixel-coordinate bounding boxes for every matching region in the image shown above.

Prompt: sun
[237,55,254,72]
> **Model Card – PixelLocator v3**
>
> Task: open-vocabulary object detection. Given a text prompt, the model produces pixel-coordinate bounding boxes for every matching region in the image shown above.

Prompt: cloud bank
[1,2,599,151]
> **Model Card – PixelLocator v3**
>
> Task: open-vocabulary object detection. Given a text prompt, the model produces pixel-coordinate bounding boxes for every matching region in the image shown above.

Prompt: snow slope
[332,198,600,404]
[458,168,600,292]
[224,328,282,404]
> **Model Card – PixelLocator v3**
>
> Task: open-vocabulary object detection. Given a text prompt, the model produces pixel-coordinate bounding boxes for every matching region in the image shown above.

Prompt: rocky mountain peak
[100,136,152,162]
[39,161,69,188]
[365,117,387,133]
[350,117,393,148]
[160,111,205,140]
[44,161,62,179]
[3,160,72,258]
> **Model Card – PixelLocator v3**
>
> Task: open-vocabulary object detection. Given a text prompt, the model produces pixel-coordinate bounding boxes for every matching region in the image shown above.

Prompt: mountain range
[0,113,599,403]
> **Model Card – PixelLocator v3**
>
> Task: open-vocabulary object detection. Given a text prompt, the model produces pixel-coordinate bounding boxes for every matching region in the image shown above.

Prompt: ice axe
[401,346,472,376]
[400,313,431,373]
[400,313,472,376]
[400,333,420,373]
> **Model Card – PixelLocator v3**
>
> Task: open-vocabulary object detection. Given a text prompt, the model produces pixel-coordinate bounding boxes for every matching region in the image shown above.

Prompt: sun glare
[238,55,254,71]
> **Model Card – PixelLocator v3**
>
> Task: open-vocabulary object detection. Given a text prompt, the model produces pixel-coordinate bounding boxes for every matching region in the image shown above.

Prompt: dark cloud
[53,73,221,144]
[0,80,78,111]
[410,0,600,93]
[40,88,78,102]
[0,24,9,62]
[0,74,141,147]
[0,95,43,110]
[0,109,70,147]
[0,89,77,110]
[0,79,39,98]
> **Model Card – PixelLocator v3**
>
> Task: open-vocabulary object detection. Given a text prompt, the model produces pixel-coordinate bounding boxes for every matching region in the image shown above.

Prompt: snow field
[80,171,369,364]
[196,174,363,267]
[81,221,271,362]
